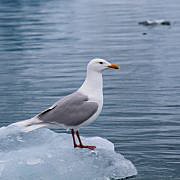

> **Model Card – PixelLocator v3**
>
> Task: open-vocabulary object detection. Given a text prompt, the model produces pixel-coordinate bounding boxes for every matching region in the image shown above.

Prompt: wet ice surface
[0,125,137,180]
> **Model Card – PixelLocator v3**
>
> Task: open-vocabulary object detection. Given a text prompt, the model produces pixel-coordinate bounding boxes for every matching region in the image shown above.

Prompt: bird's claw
[75,144,96,150]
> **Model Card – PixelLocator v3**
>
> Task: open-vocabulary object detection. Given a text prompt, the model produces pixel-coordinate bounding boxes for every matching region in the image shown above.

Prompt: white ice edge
[0,124,137,180]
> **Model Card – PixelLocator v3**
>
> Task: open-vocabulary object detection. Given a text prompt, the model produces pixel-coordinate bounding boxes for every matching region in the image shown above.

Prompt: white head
[87,58,119,73]
[79,58,119,94]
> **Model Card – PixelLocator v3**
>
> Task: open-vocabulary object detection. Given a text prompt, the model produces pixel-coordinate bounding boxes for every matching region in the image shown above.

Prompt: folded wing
[38,92,98,127]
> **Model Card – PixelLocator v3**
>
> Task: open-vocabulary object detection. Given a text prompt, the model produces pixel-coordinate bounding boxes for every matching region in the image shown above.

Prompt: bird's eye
[99,62,103,64]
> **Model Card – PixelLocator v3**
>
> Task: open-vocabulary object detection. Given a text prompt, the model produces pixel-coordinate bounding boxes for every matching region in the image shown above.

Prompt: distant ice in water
[138,19,171,26]
[0,125,137,180]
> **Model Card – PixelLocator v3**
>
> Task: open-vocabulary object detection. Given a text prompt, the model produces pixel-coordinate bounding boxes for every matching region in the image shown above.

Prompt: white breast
[76,65,104,130]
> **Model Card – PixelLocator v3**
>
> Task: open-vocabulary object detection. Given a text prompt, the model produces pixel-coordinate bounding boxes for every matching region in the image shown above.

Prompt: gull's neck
[78,69,103,98]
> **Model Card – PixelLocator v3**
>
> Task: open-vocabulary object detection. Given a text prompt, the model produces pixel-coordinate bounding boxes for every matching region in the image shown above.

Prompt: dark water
[0,0,180,179]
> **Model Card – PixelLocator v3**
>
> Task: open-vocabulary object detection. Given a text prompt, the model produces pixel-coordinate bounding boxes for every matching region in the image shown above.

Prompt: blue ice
[0,124,137,180]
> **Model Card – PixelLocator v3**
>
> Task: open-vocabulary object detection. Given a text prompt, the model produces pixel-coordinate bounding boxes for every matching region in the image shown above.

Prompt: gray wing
[38,92,98,126]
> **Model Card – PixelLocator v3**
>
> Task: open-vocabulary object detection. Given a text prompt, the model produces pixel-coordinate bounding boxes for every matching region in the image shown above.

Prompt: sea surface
[0,0,180,179]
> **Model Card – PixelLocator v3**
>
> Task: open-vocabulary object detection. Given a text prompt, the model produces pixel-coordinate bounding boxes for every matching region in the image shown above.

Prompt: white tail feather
[22,124,47,132]
[13,117,46,132]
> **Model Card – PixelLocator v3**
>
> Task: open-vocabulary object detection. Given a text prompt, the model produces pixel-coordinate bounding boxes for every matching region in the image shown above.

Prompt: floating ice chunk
[139,19,171,26]
[0,124,137,180]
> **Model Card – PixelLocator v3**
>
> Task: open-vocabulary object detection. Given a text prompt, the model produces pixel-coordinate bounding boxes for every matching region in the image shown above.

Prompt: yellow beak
[108,64,119,69]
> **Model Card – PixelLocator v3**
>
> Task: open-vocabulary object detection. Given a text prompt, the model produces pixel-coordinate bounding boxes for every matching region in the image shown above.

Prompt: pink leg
[71,129,77,148]
[76,130,96,150]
